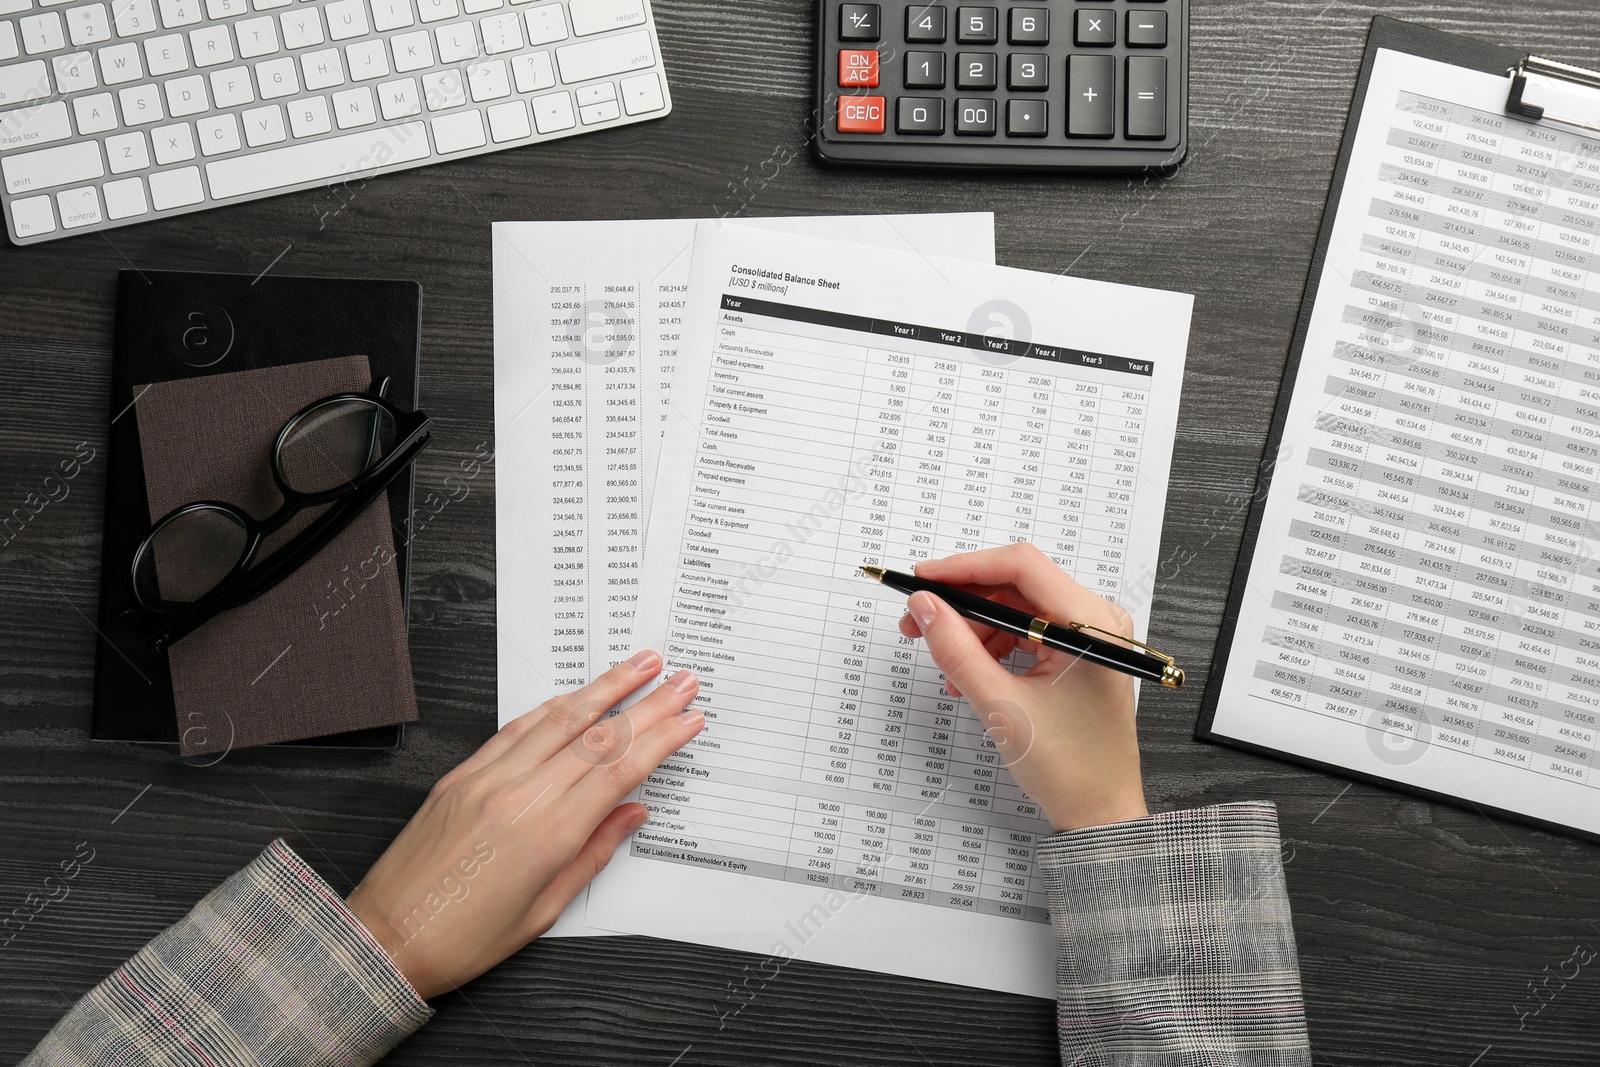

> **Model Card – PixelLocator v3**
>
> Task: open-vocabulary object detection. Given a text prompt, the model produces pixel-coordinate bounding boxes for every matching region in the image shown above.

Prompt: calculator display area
[815,0,1187,171]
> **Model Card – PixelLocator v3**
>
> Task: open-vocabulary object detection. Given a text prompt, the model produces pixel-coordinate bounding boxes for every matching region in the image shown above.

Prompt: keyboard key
[529,88,572,132]
[0,96,68,149]
[464,0,502,13]
[255,54,297,97]
[52,50,97,92]
[240,102,284,143]
[1127,10,1165,47]
[903,49,942,89]
[953,96,993,135]
[1075,9,1114,46]
[485,97,527,140]
[480,11,523,53]
[895,96,941,135]
[431,104,482,148]
[1008,7,1046,45]
[466,58,507,100]
[112,0,156,37]
[0,0,32,18]
[567,0,643,36]
[954,51,992,89]
[1007,52,1045,91]
[390,28,432,71]
[369,0,413,31]
[103,175,148,218]
[233,15,277,56]
[904,5,944,43]
[117,82,163,122]
[577,97,615,124]
[157,0,202,29]
[0,23,18,61]
[11,193,55,236]
[150,120,193,162]
[287,94,329,135]
[105,129,149,170]
[300,46,344,89]
[98,42,144,84]
[1005,98,1045,137]
[21,11,63,53]
[554,26,650,82]
[836,94,883,133]
[209,65,253,105]
[203,0,246,20]
[619,69,660,114]
[421,67,462,108]
[196,110,240,151]
[343,38,387,79]
[57,183,101,226]
[1125,55,1164,138]
[435,20,479,62]
[164,72,208,114]
[189,23,230,66]
[1067,54,1113,137]
[573,79,611,105]
[954,6,994,44]
[68,4,111,45]
[838,4,877,42]
[279,8,322,48]
[416,0,457,22]
[377,76,420,117]
[523,3,565,45]
[332,84,375,125]
[253,0,293,9]
[838,48,876,89]
[2,138,102,194]
[509,49,551,91]
[143,33,188,75]
[324,0,368,40]
[148,164,202,207]
[72,91,116,132]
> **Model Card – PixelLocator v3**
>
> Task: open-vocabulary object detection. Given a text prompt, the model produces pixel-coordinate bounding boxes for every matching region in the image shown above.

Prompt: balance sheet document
[585,224,1193,996]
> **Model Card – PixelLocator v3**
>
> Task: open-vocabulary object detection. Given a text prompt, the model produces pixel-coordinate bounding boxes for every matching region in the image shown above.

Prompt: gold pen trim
[860,565,887,581]
[1068,622,1186,689]
[1027,617,1050,644]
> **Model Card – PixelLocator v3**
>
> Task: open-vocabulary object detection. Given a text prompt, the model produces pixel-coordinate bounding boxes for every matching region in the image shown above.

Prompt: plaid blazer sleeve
[1037,802,1310,1067]
[23,839,433,1067]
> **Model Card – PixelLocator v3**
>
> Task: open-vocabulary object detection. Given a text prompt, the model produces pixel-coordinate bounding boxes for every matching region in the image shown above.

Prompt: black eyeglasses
[132,378,432,651]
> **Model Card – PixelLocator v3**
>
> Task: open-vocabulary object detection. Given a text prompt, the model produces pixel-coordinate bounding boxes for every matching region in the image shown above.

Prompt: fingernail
[627,649,660,672]
[668,669,698,693]
[629,808,650,831]
[680,708,705,728]
[908,591,938,629]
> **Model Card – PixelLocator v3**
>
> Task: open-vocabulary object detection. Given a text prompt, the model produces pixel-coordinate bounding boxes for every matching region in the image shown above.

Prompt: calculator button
[839,49,879,87]
[837,94,886,133]
[839,4,880,41]
[954,97,996,135]
[904,50,946,89]
[955,6,996,44]
[1006,99,1047,137]
[1075,9,1115,46]
[956,52,996,90]
[1067,55,1114,137]
[1008,7,1048,45]
[905,4,946,42]
[1127,10,1166,46]
[896,96,945,134]
[1126,56,1166,138]
[1007,53,1048,91]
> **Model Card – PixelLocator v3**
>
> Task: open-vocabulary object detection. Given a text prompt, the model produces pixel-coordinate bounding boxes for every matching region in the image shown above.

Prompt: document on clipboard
[1200,17,1600,840]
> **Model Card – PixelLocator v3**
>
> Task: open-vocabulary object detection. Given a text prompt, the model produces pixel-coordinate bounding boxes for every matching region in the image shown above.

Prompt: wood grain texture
[2,1,1598,1064]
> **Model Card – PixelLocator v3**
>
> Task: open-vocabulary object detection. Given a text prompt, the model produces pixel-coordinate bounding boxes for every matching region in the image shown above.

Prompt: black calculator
[814,1,1187,171]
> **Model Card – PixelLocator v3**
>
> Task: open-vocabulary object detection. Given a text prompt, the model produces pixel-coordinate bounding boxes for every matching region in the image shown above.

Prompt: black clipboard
[1195,16,1600,844]
[90,270,422,750]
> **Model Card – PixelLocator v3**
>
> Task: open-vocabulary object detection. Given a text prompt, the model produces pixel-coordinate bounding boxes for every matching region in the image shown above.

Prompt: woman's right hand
[896,543,1148,833]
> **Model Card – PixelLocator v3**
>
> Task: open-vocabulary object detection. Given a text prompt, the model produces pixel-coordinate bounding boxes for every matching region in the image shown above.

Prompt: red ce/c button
[838,96,886,134]
[839,49,879,87]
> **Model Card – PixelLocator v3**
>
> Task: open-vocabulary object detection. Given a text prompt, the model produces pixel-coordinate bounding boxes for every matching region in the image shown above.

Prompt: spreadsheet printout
[493,215,995,730]
[1209,50,1600,836]
[585,223,1194,996]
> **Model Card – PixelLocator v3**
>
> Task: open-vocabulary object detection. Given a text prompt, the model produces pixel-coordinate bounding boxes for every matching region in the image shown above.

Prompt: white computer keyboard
[0,0,669,244]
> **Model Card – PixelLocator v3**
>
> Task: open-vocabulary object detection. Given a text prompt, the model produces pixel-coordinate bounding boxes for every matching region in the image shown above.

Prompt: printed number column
[545,284,591,690]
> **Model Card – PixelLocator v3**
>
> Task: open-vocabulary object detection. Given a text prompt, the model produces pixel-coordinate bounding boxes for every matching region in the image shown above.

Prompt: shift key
[556,27,654,84]
[3,139,104,196]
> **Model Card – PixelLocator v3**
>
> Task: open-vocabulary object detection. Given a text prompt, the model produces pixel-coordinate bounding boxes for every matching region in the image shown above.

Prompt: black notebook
[92,271,423,750]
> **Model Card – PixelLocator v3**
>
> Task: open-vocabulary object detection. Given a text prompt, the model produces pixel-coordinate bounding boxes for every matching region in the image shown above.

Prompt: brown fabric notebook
[135,356,419,755]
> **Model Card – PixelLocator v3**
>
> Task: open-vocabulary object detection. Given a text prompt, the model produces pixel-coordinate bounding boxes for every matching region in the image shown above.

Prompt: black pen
[860,565,1185,689]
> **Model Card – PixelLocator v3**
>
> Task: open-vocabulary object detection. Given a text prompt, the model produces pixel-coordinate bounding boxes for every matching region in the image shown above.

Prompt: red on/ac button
[838,96,886,134]
[839,49,879,88]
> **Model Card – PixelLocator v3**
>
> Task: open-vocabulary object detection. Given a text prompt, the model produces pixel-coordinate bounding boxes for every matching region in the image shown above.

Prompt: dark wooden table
[3,1,1597,1064]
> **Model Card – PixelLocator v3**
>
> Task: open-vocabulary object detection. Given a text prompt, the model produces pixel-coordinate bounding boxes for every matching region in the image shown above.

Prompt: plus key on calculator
[815,1,1188,171]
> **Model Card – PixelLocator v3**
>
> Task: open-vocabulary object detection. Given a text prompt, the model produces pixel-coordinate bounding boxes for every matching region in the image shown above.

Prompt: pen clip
[1066,621,1174,667]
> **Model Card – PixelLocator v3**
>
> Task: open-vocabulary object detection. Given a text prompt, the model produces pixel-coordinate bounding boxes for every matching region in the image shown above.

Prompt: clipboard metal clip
[1506,55,1600,135]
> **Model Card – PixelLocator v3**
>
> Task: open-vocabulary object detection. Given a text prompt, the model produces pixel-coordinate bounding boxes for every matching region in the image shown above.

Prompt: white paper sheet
[1208,50,1600,836]
[493,215,996,729]
[584,223,1193,997]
